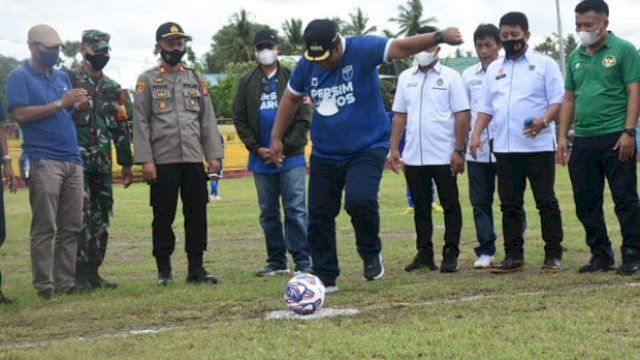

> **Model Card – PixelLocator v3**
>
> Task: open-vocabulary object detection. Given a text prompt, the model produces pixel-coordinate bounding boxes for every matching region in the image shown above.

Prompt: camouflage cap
[81,29,110,52]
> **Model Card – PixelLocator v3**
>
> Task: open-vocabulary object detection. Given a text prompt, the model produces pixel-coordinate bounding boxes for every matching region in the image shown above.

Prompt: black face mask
[503,38,527,57]
[38,49,59,68]
[86,53,110,71]
[161,49,185,66]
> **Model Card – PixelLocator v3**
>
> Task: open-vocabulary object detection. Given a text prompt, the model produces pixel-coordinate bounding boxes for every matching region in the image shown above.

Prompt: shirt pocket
[152,90,173,114]
[183,89,201,112]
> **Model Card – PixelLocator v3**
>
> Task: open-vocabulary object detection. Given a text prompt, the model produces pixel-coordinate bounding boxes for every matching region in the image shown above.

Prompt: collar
[502,46,532,64]
[24,59,49,77]
[412,61,442,75]
[158,64,185,73]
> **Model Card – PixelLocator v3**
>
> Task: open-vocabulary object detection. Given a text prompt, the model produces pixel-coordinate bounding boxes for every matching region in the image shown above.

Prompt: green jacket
[68,67,133,174]
[232,62,310,156]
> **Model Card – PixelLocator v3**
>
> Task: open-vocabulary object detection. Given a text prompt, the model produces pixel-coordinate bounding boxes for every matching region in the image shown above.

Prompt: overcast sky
[2,0,639,88]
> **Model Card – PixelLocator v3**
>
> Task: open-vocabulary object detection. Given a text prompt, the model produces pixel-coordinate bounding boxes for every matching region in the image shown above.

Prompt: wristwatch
[454,147,466,156]
[2,154,10,161]
[434,31,444,44]
[53,99,63,110]
[623,128,637,137]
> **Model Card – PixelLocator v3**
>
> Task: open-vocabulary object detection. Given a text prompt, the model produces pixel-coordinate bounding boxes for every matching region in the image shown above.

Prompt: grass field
[0,168,639,359]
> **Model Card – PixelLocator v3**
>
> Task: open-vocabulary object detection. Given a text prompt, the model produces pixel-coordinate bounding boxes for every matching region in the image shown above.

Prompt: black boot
[0,270,16,305]
[440,246,460,273]
[87,262,117,289]
[75,261,93,292]
[187,253,218,284]
[156,255,173,286]
[405,247,438,272]
[617,247,640,275]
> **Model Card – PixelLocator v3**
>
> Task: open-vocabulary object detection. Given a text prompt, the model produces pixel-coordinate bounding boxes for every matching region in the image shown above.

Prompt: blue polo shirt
[6,60,81,164]
[288,35,391,160]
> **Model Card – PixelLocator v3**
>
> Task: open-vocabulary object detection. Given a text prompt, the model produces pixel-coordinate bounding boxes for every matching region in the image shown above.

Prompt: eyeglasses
[260,77,271,94]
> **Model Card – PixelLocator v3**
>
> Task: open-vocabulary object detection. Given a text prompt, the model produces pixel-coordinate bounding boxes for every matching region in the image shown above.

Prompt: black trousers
[150,163,208,257]
[495,152,563,260]
[568,132,640,261]
[404,164,462,258]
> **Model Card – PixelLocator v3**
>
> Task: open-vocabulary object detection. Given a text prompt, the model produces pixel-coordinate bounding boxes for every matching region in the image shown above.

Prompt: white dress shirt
[479,49,564,153]
[393,62,470,165]
[463,62,496,163]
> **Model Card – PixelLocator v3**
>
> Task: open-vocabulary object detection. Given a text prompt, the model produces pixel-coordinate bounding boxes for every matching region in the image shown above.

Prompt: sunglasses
[260,77,272,94]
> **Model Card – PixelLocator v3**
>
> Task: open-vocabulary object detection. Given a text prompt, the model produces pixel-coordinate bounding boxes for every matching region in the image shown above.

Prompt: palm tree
[343,7,377,36]
[330,16,346,35]
[281,18,305,54]
[389,0,437,36]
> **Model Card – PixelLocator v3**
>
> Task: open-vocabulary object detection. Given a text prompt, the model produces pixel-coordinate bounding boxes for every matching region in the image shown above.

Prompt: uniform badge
[135,81,145,94]
[159,101,167,110]
[602,55,616,68]
[199,80,209,97]
[311,77,318,87]
[116,98,128,122]
[529,64,536,71]
[575,62,581,69]
[496,68,506,80]
[436,78,443,86]
[190,99,196,106]
[342,65,353,82]
[154,77,164,83]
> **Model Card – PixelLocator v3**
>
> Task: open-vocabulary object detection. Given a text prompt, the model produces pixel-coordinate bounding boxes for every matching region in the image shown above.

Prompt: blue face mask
[38,49,60,68]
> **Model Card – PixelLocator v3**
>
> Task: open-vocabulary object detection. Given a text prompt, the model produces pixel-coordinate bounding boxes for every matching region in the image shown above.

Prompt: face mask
[38,49,59,68]
[256,49,277,66]
[85,53,110,71]
[503,38,527,57]
[415,51,437,67]
[160,49,185,66]
[578,30,601,46]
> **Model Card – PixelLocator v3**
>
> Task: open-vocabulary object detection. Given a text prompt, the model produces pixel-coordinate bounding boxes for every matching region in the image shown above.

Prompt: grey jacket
[133,64,223,164]
[232,62,310,156]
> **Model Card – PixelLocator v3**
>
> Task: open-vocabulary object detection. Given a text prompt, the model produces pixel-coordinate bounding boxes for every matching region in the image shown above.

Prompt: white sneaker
[325,285,339,294]
[209,195,215,201]
[473,255,495,269]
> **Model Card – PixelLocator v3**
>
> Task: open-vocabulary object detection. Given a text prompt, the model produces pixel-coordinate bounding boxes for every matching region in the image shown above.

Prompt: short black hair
[499,12,529,33]
[473,24,501,45]
[416,26,439,35]
[575,0,609,16]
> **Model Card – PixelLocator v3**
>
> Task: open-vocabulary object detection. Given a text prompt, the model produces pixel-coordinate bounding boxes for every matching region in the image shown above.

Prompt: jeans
[495,152,563,260]
[569,133,640,262]
[467,161,497,257]
[253,166,310,270]
[404,164,462,258]
[307,148,387,285]
[29,159,83,292]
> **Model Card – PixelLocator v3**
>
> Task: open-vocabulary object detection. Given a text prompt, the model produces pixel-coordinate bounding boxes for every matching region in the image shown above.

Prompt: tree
[208,61,255,119]
[204,9,269,73]
[343,7,377,36]
[534,33,578,65]
[389,0,437,36]
[60,40,81,69]
[281,18,305,55]
[0,54,21,112]
[330,17,346,35]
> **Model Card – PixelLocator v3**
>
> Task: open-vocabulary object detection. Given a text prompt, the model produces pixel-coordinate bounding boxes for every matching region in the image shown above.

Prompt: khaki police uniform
[132,63,223,267]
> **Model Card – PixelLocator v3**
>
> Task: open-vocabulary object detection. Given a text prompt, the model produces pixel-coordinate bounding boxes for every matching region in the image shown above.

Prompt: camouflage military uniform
[69,31,133,281]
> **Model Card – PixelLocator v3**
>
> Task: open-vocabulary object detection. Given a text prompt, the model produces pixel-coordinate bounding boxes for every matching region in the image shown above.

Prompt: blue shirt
[248,75,304,174]
[288,35,391,160]
[6,60,81,164]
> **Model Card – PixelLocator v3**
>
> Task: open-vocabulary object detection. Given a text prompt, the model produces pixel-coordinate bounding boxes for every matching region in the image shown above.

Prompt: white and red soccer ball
[284,273,325,315]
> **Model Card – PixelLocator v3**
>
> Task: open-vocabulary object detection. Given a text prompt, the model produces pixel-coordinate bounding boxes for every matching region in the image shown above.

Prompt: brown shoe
[490,258,526,274]
[541,258,562,273]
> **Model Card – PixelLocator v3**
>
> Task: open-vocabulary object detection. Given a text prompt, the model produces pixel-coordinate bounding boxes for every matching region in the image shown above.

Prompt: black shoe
[491,258,526,274]
[186,270,218,284]
[616,261,640,276]
[88,275,118,289]
[578,256,615,273]
[363,254,384,281]
[63,286,85,295]
[404,249,438,272]
[75,261,93,291]
[157,273,173,286]
[0,290,16,305]
[541,258,562,273]
[440,257,459,273]
[37,288,53,300]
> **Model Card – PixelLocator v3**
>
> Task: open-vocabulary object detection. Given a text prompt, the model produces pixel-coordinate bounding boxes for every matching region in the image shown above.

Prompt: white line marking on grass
[0,327,175,351]
[266,308,360,320]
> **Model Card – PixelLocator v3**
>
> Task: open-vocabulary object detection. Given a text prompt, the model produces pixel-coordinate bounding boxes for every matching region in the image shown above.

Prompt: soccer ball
[284,273,325,315]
